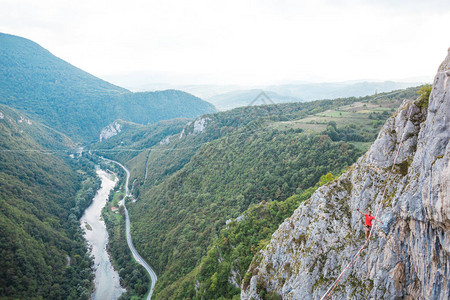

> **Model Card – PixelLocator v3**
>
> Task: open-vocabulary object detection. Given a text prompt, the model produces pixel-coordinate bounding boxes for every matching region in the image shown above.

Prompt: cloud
[0,0,448,85]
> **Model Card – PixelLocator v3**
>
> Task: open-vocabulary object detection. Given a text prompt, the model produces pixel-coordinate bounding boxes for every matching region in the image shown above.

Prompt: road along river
[80,169,125,300]
[103,158,158,300]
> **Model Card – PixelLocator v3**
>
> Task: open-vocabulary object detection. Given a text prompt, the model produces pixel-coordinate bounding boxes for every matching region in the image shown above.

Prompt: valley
[0,30,447,300]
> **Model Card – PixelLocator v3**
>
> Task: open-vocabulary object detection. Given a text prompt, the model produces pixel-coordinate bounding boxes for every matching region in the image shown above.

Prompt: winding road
[103,158,158,300]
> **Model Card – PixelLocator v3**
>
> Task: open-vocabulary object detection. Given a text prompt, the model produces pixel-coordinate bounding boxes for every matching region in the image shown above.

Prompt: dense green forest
[129,126,362,298]
[0,33,216,142]
[0,105,99,299]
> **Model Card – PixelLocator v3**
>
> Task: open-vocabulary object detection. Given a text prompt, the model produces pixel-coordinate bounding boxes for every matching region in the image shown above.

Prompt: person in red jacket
[357,208,383,240]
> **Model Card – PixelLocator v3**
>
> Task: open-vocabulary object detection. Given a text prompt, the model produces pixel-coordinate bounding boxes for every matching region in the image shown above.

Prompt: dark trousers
[365,225,372,239]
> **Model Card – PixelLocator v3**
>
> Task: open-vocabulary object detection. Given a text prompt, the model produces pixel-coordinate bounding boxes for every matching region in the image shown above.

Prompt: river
[80,169,126,300]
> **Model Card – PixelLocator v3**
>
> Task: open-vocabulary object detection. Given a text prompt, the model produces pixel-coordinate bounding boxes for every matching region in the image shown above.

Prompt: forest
[0,105,99,299]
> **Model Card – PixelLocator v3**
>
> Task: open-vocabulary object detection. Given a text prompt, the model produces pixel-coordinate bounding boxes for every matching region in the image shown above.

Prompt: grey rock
[99,121,122,141]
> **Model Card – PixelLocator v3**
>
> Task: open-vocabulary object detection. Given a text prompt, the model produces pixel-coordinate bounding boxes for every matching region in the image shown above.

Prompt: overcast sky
[1,0,449,86]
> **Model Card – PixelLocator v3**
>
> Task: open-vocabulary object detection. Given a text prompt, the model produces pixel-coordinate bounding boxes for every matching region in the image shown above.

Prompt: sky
[1,0,449,86]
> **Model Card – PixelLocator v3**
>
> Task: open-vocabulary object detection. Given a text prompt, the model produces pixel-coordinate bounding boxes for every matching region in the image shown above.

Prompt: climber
[357,209,383,240]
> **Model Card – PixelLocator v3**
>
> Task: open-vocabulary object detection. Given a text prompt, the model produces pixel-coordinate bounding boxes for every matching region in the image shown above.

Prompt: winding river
[80,169,126,300]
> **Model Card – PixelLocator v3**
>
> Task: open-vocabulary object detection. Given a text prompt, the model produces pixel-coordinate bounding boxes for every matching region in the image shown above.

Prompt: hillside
[92,118,189,163]
[130,127,362,298]
[0,104,99,299]
[0,33,216,142]
[241,50,449,299]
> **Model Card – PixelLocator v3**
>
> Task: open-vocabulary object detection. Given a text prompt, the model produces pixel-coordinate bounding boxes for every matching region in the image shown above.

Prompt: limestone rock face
[99,121,122,141]
[241,50,450,300]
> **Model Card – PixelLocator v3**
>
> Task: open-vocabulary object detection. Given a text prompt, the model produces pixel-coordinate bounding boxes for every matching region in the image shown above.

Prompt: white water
[80,169,126,300]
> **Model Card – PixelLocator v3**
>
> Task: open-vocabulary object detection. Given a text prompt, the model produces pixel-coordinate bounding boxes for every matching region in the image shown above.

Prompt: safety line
[321,103,414,300]
[0,118,269,154]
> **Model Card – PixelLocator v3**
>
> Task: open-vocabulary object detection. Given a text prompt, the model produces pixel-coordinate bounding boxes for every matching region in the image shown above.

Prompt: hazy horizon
[101,70,431,93]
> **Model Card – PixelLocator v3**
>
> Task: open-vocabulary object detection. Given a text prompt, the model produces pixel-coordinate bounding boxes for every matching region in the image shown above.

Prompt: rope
[320,104,415,300]
[0,118,270,154]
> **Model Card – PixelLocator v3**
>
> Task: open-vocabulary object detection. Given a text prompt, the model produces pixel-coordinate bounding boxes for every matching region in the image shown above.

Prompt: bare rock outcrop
[241,50,449,299]
[99,120,122,141]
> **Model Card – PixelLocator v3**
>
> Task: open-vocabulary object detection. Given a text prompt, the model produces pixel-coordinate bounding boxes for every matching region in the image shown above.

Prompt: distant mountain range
[173,81,425,110]
[105,74,426,110]
[0,33,216,142]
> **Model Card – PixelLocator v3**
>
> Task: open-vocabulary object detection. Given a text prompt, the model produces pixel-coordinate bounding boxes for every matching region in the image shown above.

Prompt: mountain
[241,51,449,299]
[0,104,98,299]
[0,33,216,142]
[97,86,419,187]
[114,79,423,111]
[266,80,423,101]
[92,118,189,164]
[205,89,299,110]
[203,82,423,111]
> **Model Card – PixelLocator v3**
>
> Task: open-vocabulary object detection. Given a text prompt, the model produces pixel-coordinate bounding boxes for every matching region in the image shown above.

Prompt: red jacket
[365,214,375,226]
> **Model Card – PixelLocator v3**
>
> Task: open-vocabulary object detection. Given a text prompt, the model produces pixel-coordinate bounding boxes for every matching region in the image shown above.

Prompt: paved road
[103,158,158,300]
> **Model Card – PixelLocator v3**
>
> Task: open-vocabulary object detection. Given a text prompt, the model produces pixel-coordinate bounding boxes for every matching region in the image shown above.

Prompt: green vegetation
[71,174,101,219]
[91,118,188,164]
[162,173,336,299]
[0,105,98,299]
[100,87,418,189]
[417,84,432,109]
[0,33,215,142]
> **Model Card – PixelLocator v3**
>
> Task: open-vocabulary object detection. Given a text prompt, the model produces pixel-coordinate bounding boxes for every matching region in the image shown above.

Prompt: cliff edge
[241,50,449,299]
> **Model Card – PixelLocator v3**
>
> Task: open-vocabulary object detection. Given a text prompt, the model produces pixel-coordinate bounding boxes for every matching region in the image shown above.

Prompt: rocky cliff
[99,120,122,141]
[241,50,449,299]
